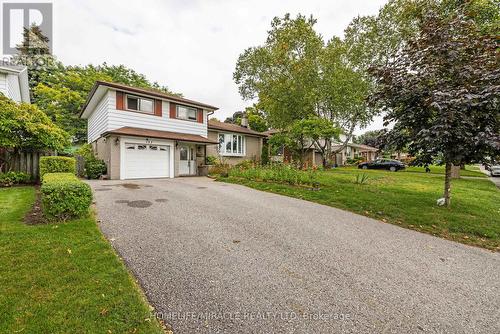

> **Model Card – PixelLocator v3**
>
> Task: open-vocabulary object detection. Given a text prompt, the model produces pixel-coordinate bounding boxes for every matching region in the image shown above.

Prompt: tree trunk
[451,164,460,179]
[443,161,452,207]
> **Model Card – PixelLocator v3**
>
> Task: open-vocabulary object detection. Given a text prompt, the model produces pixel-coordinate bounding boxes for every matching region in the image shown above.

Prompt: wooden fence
[0,150,51,180]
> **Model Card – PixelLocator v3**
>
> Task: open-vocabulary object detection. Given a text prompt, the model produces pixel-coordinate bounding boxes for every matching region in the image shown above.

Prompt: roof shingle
[208,120,267,137]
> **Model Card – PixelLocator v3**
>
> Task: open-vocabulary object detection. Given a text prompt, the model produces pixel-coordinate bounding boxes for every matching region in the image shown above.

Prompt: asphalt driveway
[88,177,500,334]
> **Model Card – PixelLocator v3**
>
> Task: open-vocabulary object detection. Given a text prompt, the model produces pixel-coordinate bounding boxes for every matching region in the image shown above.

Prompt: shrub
[39,156,76,178]
[41,173,92,220]
[346,157,364,165]
[84,158,107,179]
[75,143,94,160]
[0,171,31,187]
[206,155,218,165]
[261,142,270,165]
[208,164,230,177]
[228,164,319,187]
[234,160,254,170]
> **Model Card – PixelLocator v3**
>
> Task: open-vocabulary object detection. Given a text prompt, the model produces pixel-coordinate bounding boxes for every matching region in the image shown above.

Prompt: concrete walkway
[88,177,500,334]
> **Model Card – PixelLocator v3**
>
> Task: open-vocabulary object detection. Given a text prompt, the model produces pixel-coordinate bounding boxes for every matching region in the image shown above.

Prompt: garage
[122,143,170,179]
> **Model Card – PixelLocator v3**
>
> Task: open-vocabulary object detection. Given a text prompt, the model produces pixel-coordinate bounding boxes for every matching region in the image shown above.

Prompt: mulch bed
[24,186,47,225]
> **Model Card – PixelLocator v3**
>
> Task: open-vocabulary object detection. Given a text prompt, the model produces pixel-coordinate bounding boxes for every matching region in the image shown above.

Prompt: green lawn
[221,167,500,250]
[404,164,486,177]
[0,187,165,334]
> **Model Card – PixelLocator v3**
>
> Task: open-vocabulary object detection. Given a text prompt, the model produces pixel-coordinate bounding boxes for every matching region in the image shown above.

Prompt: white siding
[0,73,24,103]
[86,90,209,142]
[6,74,21,102]
[0,74,7,97]
[106,90,208,137]
[87,92,111,143]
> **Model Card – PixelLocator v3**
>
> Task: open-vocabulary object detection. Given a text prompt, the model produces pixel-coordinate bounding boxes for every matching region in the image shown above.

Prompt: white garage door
[123,143,170,179]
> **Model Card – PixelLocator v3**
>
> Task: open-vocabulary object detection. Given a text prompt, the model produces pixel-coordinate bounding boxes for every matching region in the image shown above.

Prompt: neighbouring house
[0,65,30,103]
[80,81,219,179]
[207,116,266,165]
[332,143,379,165]
[265,131,378,167]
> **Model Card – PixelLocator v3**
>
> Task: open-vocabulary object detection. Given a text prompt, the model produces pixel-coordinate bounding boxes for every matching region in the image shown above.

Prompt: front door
[179,144,196,175]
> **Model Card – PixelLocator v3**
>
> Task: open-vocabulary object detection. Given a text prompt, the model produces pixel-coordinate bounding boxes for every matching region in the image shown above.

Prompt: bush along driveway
[0,186,165,334]
[223,166,500,250]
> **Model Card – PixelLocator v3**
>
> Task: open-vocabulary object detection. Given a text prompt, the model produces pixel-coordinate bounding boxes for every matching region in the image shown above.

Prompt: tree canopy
[234,14,374,165]
[224,106,268,132]
[344,0,499,72]
[369,6,500,206]
[234,14,324,129]
[354,129,389,149]
[0,95,69,152]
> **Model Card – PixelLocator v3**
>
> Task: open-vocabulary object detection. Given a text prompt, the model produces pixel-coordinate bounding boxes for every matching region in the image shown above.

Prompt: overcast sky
[51,0,388,134]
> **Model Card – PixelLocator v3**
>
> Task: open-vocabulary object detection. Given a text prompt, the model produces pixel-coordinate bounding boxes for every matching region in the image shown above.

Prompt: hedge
[0,171,31,187]
[41,173,92,220]
[39,156,76,178]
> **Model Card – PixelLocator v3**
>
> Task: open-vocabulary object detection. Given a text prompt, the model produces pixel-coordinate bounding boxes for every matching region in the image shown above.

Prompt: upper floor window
[126,94,154,114]
[176,105,198,121]
[218,133,245,156]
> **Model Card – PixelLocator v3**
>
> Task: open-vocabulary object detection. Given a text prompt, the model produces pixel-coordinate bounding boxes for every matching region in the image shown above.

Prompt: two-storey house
[80,81,219,180]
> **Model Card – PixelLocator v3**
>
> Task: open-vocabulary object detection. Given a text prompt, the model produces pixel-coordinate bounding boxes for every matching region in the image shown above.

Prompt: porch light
[115,138,120,145]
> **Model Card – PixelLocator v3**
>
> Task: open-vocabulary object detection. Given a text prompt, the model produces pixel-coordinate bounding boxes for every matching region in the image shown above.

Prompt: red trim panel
[169,102,176,118]
[197,109,203,123]
[116,91,124,110]
[154,99,162,117]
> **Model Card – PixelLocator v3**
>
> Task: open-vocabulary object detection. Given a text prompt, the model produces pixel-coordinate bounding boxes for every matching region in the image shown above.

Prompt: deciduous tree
[234,14,374,159]
[369,8,500,207]
[0,95,69,153]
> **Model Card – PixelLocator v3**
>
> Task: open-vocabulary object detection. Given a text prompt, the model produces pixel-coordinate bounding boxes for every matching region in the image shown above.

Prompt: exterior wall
[92,137,110,177]
[0,73,7,98]
[91,135,121,180]
[6,74,21,102]
[0,73,22,102]
[86,90,210,144]
[174,145,180,177]
[315,152,324,166]
[88,93,111,142]
[91,135,213,179]
[303,150,325,167]
[206,130,262,165]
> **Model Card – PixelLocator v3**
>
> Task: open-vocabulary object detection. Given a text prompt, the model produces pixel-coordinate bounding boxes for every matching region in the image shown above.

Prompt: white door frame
[119,136,175,180]
[178,143,197,176]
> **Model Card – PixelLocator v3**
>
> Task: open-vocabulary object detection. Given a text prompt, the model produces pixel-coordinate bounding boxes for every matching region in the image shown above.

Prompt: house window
[218,133,245,156]
[126,95,154,114]
[176,105,198,121]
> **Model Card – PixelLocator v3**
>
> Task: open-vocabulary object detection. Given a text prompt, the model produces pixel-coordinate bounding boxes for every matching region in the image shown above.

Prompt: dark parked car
[358,159,405,172]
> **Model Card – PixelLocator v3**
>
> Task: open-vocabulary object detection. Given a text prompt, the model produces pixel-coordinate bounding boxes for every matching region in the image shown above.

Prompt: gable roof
[262,129,280,137]
[80,81,218,118]
[331,142,379,152]
[208,119,267,137]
